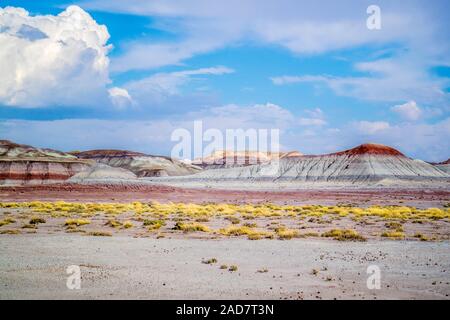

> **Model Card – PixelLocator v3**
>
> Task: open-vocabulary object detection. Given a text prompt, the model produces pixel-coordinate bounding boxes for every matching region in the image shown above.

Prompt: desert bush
[173,222,210,232]
[321,229,366,241]
[229,265,238,272]
[21,224,37,229]
[413,233,430,241]
[64,219,90,227]
[202,258,218,264]
[225,216,241,224]
[381,231,405,239]
[87,231,112,236]
[123,221,133,229]
[0,229,20,234]
[0,218,16,227]
[29,217,46,225]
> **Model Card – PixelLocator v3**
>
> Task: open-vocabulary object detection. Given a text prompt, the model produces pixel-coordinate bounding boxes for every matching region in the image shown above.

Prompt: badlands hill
[432,159,450,174]
[152,143,449,189]
[192,150,302,169]
[0,140,91,185]
[73,149,201,177]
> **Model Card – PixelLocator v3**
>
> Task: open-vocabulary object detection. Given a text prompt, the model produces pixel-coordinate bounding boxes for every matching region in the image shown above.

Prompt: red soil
[331,143,405,157]
[0,183,448,208]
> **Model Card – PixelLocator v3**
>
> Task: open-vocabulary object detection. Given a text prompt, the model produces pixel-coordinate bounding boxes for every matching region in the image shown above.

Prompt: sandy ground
[0,234,449,300]
[0,184,449,208]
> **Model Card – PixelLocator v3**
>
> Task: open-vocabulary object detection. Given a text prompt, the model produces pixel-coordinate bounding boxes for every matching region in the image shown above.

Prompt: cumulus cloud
[391,101,422,121]
[108,87,133,109]
[354,121,390,134]
[0,5,112,107]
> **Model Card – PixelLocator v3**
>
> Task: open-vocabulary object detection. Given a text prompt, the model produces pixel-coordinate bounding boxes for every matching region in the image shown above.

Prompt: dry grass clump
[274,226,301,240]
[0,218,16,227]
[220,264,228,269]
[0,229,20,234]
[384,221,404,232]
[66,228,86,233]
[29,217,46,225]
[105,219,122,228]
[413,233,430,241]
[247,233,263,240]
[202,258,218,264]
[143,219,166,229]
[225,216,241,224]
[64,219,90,227]
[173,222,210,232]
[229,265,238,272]
[218,225,272,239]
[243,222,258,228]
[21,224,37,229]
[321,229,366,241]
[87,231,112,237]
[381,231,405,239]
[123,221,133,229]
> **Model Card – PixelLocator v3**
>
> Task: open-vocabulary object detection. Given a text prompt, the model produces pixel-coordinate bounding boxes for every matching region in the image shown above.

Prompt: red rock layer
[0,160,90,184]
[330,143,405,157]
[74,149,146,158]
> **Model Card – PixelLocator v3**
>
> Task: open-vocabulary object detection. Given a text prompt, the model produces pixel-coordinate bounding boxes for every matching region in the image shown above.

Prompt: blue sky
[0,0,449,161]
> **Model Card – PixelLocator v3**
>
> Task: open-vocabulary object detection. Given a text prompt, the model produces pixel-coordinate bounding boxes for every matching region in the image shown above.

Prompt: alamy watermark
[367,5,381,30]
[366,265,381,290]
[66,265,81,290]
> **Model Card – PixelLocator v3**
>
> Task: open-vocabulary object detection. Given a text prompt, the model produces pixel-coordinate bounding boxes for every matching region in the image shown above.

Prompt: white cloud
[108,87,133,109]
[124,66,234,105]
[82,0,450,74]
[271,55,450,106]
[0,5,112,107]
[298,108,326,126]
[354,121,390,134]
[391,101,422,121]
[298,118,326,126]
[3,115,448,162]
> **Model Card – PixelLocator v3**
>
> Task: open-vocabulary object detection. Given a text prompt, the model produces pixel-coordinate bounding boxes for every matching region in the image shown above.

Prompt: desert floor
[0,235,449,300]
[0,184,449,300]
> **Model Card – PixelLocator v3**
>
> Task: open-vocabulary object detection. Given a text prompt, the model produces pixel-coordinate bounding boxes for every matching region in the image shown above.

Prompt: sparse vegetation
[87,231,112,237]
[1,201,448,241]
[105,219,122,228]
[64,219,90,227]
[22,224,37,229]
[381,231,405,239]
[0,229,20,234]
[143,219,166,230]
[0,218,15,227]
[321,229,366,241]
[173,222,210,232]
[275,227,299,240]
[123,221,133,229]
[229,265,238,272]
[29,217,46,225]
[413,233,429,241]
[202,258,218,264]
